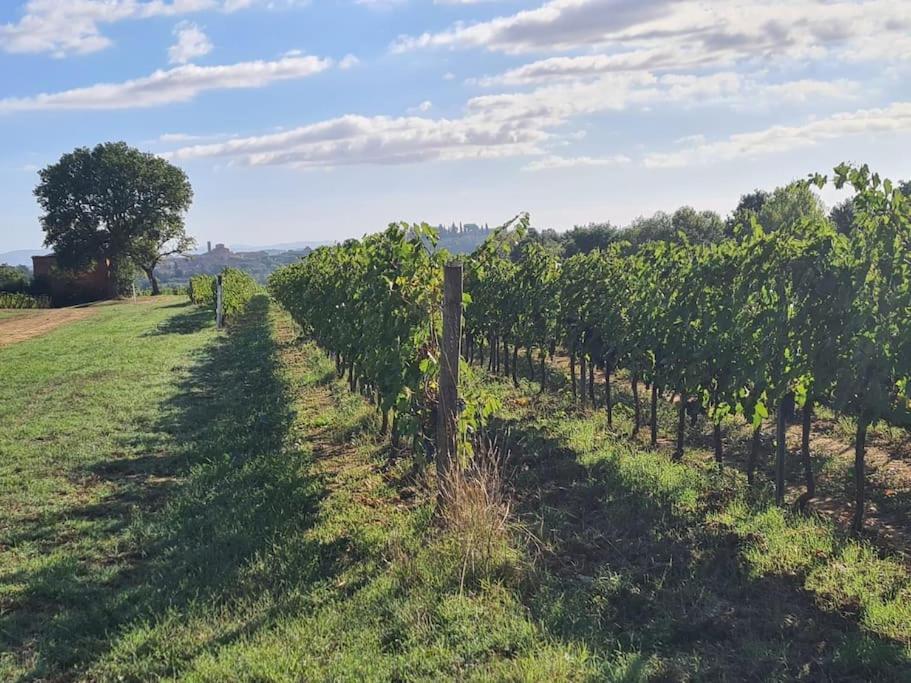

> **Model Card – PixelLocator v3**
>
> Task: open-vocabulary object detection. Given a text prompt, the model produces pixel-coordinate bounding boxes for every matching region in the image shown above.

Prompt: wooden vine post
[215,274,225,330]
[436,261,462,495]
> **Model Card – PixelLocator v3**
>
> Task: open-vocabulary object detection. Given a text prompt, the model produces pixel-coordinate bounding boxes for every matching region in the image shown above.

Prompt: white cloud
[338,53,360,69]
[643,101,911,168]
[168,21,212,64]
[0,0,264,57]
[166,113,551,168]
[394,0,676,54]
[407,100,433,114]
[394,0,911,69]
[0,55,332,112]
[158,68,875,172]
[476,48,720,87]
[523,154,630,171]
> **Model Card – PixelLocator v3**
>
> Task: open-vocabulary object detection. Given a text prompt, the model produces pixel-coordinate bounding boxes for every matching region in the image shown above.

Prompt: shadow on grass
[144,301,213,336]
[488,413,911,680]
[0,295,348,680]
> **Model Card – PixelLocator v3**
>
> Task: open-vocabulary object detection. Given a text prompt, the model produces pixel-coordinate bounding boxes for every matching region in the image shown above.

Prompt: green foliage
[221,268,258,318]
[462,164,911,518]
[0,263,30,293]
[269,223,446,445]
[34,141,194,295]
[188,274,216,305]
[0,291,51,309]
[188,269,258,321]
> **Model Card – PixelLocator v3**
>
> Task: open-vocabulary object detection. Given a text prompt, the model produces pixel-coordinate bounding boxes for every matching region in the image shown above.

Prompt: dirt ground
[0,306,99,348]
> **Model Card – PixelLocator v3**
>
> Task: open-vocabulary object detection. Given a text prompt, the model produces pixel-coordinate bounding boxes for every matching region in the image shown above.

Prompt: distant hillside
[153,244,311,287]
[230,240,332,253]
[0,249,49,269]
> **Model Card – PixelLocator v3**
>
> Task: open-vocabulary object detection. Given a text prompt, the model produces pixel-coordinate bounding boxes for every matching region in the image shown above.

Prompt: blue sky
[1,0,910,252]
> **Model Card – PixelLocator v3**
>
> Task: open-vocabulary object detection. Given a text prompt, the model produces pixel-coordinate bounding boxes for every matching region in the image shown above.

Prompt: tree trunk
[144,267,160,295]
[797,397,815,511]
[391,413,400,449]
[775,401,787,506]
[539,354,546,395]
[632,374,641,436]
[569,353,577,401]
[504,339,511,378]
[782,391,796,423]
[852,416,869,532]
[604,365,613,428]
[747,425,761,486]
[713,423,723,466]
[526,347,534,375]
[512,345,519,387]
[674,393,686,460]
[579,354,587,406]
[588,361,595,406]
[380,409,389,436]
[650,383,658,447]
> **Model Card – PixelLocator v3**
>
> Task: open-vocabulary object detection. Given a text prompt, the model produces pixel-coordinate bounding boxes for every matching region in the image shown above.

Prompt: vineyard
[268,164,911,533]
[4,165,911,680]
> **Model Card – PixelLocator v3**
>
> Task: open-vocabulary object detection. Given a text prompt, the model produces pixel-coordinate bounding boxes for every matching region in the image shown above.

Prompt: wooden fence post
[436,261,463,495]
[216,274,224,330]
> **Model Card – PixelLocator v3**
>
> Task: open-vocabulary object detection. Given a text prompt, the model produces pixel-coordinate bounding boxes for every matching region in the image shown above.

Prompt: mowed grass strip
[0,297,217,678]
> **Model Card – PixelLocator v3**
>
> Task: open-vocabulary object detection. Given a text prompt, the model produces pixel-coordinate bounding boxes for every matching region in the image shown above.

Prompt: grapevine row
[268,164,911,531]
[463,164,911,530]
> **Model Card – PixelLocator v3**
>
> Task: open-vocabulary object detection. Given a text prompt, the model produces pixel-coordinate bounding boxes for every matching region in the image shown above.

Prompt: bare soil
[0,306,98,347]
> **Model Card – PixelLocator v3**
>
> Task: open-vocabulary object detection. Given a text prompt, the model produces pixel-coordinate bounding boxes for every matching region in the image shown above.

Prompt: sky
[0,0,910,252]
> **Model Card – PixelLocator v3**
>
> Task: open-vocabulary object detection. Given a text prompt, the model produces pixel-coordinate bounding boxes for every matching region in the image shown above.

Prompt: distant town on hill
[1,222,497,291]
[153,223,494,288]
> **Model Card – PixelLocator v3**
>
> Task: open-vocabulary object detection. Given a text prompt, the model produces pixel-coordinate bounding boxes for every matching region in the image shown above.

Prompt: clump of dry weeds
[438,441,531,593]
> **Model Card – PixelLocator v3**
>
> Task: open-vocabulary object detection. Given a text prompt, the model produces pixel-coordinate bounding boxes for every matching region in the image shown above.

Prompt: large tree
[34,142,194,295]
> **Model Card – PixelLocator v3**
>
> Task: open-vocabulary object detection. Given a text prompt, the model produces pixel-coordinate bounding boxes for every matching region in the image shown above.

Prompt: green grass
[2,298,909,681]
[466,367,911,680]
[0,297,640,681]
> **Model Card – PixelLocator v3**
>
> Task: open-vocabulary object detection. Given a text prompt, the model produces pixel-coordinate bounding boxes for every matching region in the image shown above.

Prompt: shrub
[0,292,51,309]
[221,268,258,318]
[0,264,30,293]
[188,274,216,305]
[188,269,257,321]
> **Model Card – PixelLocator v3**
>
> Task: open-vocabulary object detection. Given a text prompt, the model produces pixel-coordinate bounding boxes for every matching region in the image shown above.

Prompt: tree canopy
[34,142,194,295]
